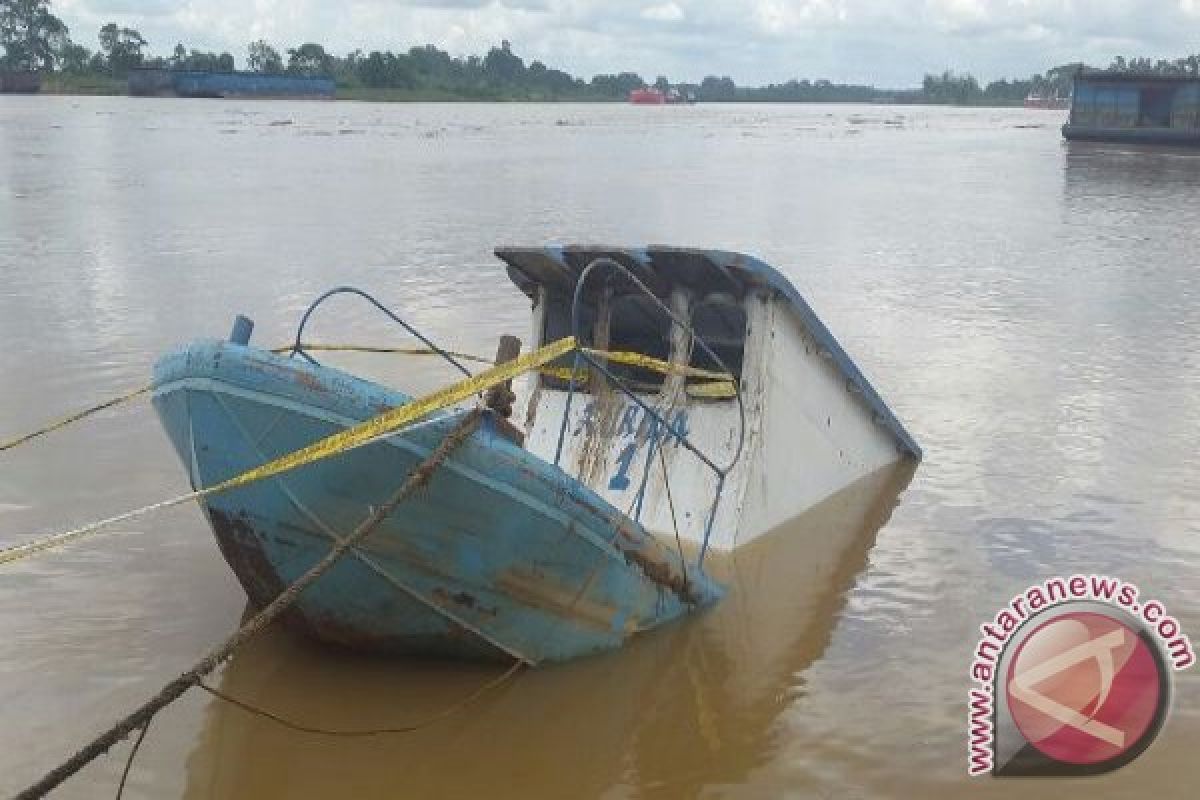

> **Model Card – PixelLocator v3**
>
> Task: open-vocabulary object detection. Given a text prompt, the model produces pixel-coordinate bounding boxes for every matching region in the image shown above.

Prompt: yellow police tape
[544,348,736,398]
[0,344,492,454]
[684,381,738,399]
[0,336,576,566]
[0,342,737,455]
[580,348,732,383]
[296,344,732,382]
[540,367,736,399]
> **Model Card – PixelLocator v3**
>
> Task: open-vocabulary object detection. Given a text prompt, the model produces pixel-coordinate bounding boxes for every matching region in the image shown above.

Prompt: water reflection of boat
[152,246,918,663]
[182,461,914,798]
[1063,140,1200,198]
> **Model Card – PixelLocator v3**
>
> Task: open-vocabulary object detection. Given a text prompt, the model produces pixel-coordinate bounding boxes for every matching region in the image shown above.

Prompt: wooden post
[485,335,526,446]
[484,335,522,418]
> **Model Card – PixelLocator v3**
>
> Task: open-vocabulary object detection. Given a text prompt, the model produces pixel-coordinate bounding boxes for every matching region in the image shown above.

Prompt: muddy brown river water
[1,97,1199,798]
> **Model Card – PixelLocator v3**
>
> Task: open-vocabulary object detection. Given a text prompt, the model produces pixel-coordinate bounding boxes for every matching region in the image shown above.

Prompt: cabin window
[1071,84,1096,127]
[1173,85,1200,129]
[1139,86,1174,128]
[690,295,747,383]
[539,290,746,398]
[1078,86,1140,129]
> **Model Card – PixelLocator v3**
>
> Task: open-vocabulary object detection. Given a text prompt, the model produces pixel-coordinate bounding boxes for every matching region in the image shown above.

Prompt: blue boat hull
[152,341,721,663]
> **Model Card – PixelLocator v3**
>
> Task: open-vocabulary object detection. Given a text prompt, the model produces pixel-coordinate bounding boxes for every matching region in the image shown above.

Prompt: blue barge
[0,70,40,93]
[128,68,334,99]
[1063,69,1200,145]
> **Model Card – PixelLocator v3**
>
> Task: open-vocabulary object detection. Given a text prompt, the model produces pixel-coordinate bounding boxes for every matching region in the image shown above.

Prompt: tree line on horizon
[3,0,1200,104]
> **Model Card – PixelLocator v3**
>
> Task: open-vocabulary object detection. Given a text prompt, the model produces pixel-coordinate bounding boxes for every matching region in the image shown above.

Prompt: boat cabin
[497,246,920,553]
[1063,70,1200,145]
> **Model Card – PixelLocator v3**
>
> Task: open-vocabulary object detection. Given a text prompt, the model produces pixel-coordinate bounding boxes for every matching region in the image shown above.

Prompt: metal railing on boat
[555,256,747,562]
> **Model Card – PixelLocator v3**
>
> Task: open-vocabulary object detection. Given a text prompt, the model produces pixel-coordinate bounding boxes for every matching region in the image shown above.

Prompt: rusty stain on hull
[494,568,628,632]
[206,507,507,660]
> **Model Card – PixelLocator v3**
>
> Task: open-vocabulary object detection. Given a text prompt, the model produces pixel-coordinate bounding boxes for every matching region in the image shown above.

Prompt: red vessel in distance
[629,87,693,104]
[630,87,667,104]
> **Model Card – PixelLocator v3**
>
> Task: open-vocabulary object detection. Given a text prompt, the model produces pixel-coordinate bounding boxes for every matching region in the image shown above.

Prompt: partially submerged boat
[152,246,920,664]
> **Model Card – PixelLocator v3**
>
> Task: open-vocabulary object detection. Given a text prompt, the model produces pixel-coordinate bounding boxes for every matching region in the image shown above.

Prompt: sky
[52,1,1200,87]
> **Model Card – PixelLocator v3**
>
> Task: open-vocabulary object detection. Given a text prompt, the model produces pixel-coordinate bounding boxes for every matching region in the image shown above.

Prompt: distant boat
[152,246,919,664]
[0,71,41,94]
[128,67,334,99]
[629,87,693,105]
[630,87,667,105]
[1063,69,1200,145]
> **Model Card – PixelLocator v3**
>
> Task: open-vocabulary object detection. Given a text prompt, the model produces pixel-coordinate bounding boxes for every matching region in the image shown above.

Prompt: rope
[0,385,151,452]
[289,344,493,364]
[110,662,523,799]
[0,337,576,567]
[658,437,690,594]
[287,287,477,378]
[0,332,736,569]
[15,410,484,800]
[194,659,523,736]
[0,343,732,457]
[0,344,493,456]
[114,720,150,800]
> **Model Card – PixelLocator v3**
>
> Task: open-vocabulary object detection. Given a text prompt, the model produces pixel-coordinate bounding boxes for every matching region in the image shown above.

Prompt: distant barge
[128,68,334,100]
[1063,70,1200,145]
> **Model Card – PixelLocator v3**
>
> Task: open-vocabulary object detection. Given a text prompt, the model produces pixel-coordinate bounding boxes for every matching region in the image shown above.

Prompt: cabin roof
[495,245,921,458]
[1073,69,1200,85]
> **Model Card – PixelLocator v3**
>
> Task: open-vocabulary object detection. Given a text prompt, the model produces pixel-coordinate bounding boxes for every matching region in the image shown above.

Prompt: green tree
[527,60,577,96]
[286,42,330,76]
[247,39,282,74]
[483,39,523,84]
[921,70,982,105]
[357,50,414,89]
[590,71,645,97]
[698,75,737,101]
[56,38,88,72]
[0,0,68,70]
[97,22,146,76]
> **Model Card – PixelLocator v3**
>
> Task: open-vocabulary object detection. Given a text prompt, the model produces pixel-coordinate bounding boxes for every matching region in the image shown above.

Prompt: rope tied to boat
[0,337,577,566]
[192,659,523,738]
[0,384,153,453]
[15,409,521,800]
[0,343,734,455]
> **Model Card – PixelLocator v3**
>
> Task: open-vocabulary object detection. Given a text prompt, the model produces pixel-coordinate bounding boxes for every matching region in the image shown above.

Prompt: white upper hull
[515,284,914,552]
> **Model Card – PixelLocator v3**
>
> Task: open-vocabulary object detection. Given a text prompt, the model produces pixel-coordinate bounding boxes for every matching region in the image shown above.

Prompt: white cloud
[640,2,684,22]
[752,0,849,35]
[50,0,1200,87]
